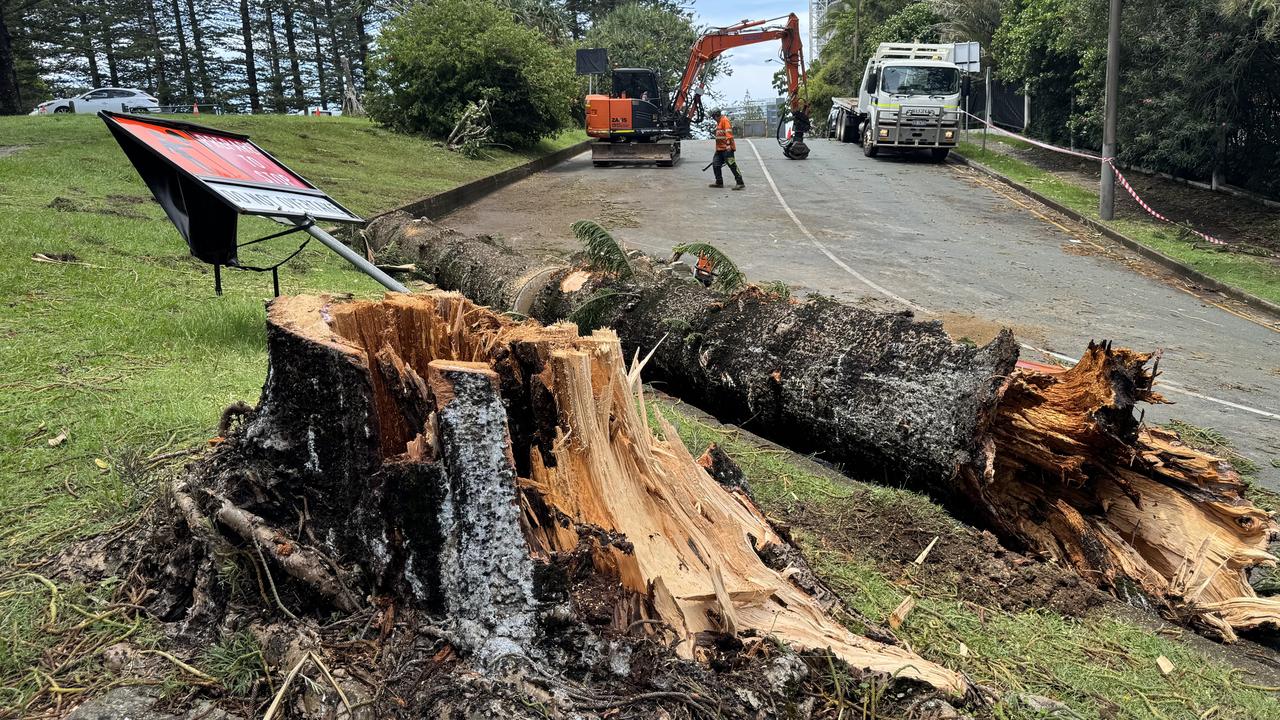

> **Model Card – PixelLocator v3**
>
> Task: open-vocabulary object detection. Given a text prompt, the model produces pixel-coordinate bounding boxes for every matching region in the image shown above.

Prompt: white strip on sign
[208,181,361,222]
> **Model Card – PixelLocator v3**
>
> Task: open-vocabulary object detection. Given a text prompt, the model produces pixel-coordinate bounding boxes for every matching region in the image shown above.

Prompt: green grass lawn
[0,114,584,564]
[956,137,1280,306]
[652,400,1280,720]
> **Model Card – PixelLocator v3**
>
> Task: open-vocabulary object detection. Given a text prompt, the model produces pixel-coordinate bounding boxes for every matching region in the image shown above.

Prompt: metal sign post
[1099,0,1122,220]
[99,111,407,294]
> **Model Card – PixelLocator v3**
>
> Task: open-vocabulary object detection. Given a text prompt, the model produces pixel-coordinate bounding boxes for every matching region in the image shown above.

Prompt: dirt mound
[786,493,1103,616]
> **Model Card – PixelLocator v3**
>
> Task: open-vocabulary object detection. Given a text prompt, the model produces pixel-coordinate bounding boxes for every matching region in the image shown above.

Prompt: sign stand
[99,111,408,295]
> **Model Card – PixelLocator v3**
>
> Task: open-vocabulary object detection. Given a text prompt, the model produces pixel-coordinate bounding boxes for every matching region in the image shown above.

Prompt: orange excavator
[585,14,812,167]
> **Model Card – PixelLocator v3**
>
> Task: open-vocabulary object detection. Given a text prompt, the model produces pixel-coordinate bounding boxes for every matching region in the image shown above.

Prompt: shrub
[366,0,576,147]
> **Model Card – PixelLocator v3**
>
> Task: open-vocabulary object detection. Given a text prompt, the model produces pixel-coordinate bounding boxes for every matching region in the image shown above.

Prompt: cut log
[363,212,1280,639]
[205,291,965,694]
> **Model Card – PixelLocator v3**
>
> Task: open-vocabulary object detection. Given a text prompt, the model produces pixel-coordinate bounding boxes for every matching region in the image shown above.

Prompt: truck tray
[591,139,680,167]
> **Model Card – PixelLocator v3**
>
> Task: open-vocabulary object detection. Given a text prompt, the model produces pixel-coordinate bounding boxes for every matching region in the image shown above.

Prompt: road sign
[576,48,609,75]
[953,42,981,73]
[101,111,361,265]
[101,111,407,295]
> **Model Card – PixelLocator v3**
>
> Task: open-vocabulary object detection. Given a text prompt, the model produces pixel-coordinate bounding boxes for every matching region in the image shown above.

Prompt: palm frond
[568,288,636,333]
[671,242,745,293]
[573,220,634,278]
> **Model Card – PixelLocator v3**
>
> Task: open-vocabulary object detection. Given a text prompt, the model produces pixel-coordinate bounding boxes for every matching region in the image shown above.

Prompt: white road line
[1019,342,1280,421]
[744,139,929,314]
[745,138,1278,424]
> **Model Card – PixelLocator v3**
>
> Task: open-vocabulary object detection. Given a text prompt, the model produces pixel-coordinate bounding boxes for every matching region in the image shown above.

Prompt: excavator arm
[669,14,811,159]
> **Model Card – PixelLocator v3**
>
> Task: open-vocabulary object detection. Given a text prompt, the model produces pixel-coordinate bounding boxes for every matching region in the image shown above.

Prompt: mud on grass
[650,398,1280,720]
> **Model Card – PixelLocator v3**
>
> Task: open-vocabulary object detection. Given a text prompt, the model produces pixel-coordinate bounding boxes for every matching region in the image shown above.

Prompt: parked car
[31,88,159,115]
[288,107,344,117]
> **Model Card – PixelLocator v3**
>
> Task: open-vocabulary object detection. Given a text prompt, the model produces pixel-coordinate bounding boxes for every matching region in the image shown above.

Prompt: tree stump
[175,291,965,695]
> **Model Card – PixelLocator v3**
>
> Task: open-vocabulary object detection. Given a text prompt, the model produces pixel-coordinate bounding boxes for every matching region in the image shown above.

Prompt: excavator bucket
[591,140,681,167]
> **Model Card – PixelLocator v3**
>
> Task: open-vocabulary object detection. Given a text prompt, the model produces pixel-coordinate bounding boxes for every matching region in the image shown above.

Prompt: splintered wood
[516,332,960,691]
[978,342,1280,640]
[281,292,964,694]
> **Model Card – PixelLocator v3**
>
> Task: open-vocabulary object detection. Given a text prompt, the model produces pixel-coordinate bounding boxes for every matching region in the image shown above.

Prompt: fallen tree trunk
[365,212,1280,639]
[171,291,965,696]
[367,213,1020,495]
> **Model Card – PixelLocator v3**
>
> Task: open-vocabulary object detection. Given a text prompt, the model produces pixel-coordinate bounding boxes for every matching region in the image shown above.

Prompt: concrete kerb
[372,139,592,223]
[949,152,1280,322]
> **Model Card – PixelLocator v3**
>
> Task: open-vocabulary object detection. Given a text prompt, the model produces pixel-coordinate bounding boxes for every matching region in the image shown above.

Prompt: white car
[31,88,159,115]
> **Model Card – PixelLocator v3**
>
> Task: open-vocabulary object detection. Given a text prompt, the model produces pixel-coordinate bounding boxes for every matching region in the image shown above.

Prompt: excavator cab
[611,69,660,103]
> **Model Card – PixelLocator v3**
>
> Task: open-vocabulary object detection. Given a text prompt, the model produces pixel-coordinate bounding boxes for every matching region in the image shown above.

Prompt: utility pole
[982,66,991,152]
[1099,0,1122,220]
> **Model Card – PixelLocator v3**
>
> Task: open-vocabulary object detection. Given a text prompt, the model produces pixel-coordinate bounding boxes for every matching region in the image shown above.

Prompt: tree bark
[101,12,119,87]
[239,0,260,112]
[263,0,286,113]
[354,0,368,85]
[183,0,213,100]
[308,0,327,108]
[364,212,1280,640]
[0,6,19,115]
[322,0,340,100]
[168,0,195,99]
[143,0,170,103]
[281,0,305,111]
[77,11,101,88]
[168,291,965,696]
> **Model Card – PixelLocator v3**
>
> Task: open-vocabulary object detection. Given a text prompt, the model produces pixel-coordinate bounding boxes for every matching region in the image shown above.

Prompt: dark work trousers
[712,149,744,185]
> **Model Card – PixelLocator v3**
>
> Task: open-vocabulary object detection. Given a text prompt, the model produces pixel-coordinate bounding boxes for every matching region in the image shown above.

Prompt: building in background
[808,0,843,61]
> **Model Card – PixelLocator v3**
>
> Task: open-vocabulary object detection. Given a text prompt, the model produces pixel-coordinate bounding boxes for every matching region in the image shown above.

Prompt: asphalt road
[442,138,1280,490]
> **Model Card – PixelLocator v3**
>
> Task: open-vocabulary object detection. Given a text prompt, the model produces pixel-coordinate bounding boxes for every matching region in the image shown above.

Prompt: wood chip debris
[913,536,940,565]
[889,596,916,630]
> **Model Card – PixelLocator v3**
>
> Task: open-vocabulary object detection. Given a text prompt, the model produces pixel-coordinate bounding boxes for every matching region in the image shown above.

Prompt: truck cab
[853,44,964,161]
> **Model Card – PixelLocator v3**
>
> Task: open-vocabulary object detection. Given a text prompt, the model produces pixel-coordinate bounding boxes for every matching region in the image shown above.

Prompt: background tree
[365,0,576,146]
[583,2,725,94]
[806,1,941,125]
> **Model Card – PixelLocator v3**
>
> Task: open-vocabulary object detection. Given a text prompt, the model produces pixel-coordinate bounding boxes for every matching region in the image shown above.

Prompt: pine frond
[671,242,745,293]
[573,220,634,278]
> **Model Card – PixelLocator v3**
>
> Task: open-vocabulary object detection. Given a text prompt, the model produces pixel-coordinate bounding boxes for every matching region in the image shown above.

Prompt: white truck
[827,43,969,161]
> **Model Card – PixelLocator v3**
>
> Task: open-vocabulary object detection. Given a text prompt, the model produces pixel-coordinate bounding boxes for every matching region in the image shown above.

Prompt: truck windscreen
[881,67,959,96]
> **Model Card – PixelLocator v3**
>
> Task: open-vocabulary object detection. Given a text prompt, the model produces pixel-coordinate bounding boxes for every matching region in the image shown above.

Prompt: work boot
[708,182,723,188]
[732,182,745,191]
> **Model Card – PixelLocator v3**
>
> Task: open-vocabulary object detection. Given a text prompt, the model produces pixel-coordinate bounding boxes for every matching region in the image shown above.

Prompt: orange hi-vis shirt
[715,115,736,152]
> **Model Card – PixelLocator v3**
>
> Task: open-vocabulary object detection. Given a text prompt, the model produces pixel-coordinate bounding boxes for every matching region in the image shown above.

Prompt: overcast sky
[691,0,812,105]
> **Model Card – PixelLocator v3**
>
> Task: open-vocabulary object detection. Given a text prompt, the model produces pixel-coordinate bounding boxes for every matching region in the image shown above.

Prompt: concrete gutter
[376,139,591,222]
[950,152,1280,321]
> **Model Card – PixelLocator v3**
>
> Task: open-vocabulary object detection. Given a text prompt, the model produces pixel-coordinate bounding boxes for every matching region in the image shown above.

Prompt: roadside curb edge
[949,152,1280,322]
[372,138,592,223]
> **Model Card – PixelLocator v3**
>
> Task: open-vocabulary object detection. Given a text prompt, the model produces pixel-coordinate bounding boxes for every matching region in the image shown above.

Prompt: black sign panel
[576,48,609,75]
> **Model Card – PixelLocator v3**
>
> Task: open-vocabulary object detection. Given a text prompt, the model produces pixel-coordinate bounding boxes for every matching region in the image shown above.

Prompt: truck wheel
[931,148,951,162]
[862,128,878,157]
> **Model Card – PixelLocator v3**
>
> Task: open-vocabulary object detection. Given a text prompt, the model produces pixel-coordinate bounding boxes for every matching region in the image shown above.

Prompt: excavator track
[590,139,681,167]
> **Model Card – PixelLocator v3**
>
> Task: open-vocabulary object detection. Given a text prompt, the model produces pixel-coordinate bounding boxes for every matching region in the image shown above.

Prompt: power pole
[982,66,991,152]
[1099,0,1122,220]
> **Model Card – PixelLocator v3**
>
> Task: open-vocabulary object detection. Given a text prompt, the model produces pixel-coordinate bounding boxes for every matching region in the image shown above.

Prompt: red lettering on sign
[113,116,309,189]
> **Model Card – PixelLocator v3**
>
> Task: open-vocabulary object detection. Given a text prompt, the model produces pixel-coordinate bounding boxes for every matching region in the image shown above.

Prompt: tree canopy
[808,0,1280,196]
[366,0,576,147]
[583,3,724,96]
